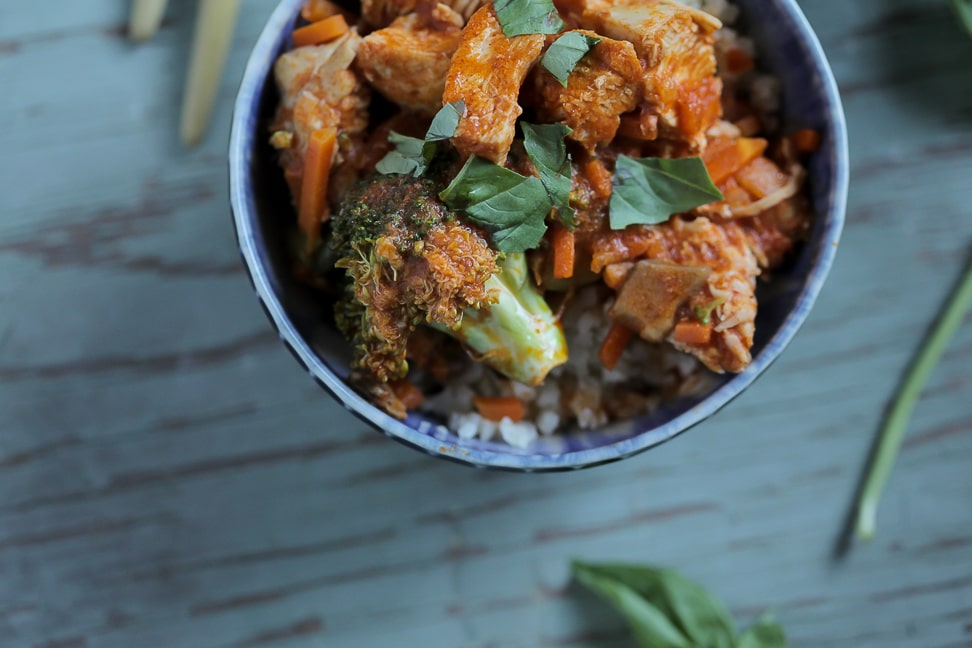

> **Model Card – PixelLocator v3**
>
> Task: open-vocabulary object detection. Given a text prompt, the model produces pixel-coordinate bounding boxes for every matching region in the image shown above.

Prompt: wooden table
[1,1,970,646]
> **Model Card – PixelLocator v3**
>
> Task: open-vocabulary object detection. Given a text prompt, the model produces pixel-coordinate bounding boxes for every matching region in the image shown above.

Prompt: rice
[424,283,714,445]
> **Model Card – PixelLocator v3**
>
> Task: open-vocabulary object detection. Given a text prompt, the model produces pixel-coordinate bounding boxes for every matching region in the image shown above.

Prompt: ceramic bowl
[229,0,848,471]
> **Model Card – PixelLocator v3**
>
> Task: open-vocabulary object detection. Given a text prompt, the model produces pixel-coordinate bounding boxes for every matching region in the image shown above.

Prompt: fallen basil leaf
[375,131,435,177]
[439,156,552,253]
[521,122,575,228]
[953,0,972,38]
[573,562,692,648]
[610,155,723,230]
[541,31,601,86]
[737,613,786,648]
[573,562,736,648]
[426,100,465,141]
[493,0,565,37]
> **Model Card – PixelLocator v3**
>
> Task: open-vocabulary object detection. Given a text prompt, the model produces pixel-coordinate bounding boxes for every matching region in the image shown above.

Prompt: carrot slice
[293,14,348,48]
[391,380,425,410]
[675,77,722,138]
[472,396,526,423]
[299,127,337,248]
[583,156,613,200]
[790,128,821,154]
[702,137,768,185]
[672,321,712,345]
[735,156,789,199]
[598,323,633,371]
[549,222,575,280]
[301,0,347,21]
[724,47,754,74]
[283,165,303,208]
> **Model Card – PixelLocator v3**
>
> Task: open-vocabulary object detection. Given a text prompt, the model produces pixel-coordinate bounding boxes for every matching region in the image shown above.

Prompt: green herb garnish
[610,155,724,230]
[439,156,551,253]
[694,297,726,325]
[376,101,465,177]
[493,0,564,37]
[853,255,972,541]
[375,132,435,177]
[541,31,601,86]
[425,100,465,141]
[573,561,786,648]
[521,122,574,227]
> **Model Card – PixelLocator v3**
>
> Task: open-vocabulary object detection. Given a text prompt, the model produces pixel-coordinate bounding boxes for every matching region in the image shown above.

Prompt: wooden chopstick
[128,0,170,41]
[179,0,242,146]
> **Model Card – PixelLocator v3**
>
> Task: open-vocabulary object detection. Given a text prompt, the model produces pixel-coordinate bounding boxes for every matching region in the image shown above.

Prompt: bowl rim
[229,0,849,472]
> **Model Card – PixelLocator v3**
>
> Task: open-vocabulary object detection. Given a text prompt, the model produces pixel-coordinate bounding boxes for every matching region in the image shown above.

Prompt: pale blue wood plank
[0,0,970,647]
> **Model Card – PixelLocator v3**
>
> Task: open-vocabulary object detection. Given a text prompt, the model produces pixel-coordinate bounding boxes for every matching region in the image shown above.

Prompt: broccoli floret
[331,174,567,417]
[435,252,567,387]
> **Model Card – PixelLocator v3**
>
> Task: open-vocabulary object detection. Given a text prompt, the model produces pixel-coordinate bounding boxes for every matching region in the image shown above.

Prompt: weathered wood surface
[0,1,970,646]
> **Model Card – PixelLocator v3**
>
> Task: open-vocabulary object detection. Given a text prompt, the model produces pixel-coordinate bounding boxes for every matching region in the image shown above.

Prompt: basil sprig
[541,31,601,86]
[610,155,724,230]
[425,100,465,141]
[375,100,465,177]
[438,122,576,251]
[375,132,435,177]
[573,561,786,648]
[521,122,574,227]
[493,0,564,37]
[439,156,551,253]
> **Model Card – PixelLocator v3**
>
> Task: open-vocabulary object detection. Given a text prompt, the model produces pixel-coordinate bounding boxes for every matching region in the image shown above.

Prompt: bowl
[229,0,848,471]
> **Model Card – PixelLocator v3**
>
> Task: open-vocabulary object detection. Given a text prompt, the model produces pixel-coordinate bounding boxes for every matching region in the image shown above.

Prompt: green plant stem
[952,0,972,38]
[854,254,972,541]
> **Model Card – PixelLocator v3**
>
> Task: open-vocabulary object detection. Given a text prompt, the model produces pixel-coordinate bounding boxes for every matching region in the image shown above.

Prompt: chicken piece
[740,195,811,270]
[362,0,483,27]
[443,5,545,165]
[580,0,721,150]
[531,31,643,152]
[447,0,486,22]
[362,0,415,28]
[270,32,371,208]
[357,7,463,115]
[593,216,759,373]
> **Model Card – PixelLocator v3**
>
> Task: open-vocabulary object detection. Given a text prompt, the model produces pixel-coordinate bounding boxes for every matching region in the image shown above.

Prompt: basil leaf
[541,31,601,86]
[439,156,525,207]
[521,122,575,228]
[610,155,724,230]
[439,156,552,253]
[573,562,692,648]
[376,101,465,176]
[737,613,787,648]
[375,132,436,177]
[493,0,565,37]
[572,562,736,648]
[466,178,550,253]
[426,100,465,141]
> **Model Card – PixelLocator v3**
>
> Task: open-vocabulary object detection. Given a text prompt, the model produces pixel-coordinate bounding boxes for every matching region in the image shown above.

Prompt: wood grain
[0,0,970,646]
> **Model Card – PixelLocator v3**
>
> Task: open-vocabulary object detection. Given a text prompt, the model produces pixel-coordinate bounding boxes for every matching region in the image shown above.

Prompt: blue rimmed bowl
[229,0,848,471]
